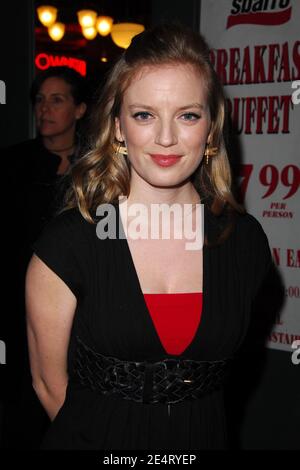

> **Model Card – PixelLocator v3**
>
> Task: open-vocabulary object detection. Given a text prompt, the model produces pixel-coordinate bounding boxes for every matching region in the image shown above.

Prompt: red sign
[227,6,292,29]
[35,53,86,76]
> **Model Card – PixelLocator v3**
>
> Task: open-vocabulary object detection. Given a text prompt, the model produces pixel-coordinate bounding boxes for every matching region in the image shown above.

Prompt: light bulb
[48,22,65,41]
[82,26,97,40]
[96,16,113,36]
[111,23,145,49]
[37,6,57,27]
[77,10,97,28]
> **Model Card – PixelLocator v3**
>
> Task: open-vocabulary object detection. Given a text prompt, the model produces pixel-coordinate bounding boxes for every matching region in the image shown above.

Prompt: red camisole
[143,292,203,356]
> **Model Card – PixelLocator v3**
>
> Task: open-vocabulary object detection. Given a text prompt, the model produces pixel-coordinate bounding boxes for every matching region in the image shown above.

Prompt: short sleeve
[236,213,273,301]
[32,209,87,298]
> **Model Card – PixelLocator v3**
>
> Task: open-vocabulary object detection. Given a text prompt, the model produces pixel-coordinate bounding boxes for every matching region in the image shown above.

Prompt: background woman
[2,66,88,449]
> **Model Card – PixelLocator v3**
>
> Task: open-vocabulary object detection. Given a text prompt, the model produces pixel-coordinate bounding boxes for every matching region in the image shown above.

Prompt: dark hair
[30,66,88,105]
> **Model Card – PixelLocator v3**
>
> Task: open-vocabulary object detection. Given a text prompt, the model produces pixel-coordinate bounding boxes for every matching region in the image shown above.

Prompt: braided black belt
[72,336,232,405]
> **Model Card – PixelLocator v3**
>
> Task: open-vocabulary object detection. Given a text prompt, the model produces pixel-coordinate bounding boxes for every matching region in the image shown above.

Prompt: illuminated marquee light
[35,53,87,76]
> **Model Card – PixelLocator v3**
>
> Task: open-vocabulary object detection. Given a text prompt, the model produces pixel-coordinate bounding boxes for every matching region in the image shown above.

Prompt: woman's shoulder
[35,207,95,250]
[33,208,94,297]
[48,207,93,230]
[234,211,268,240]
[205,204,268,247]
[233,210,271,264]
[233,211,272,297]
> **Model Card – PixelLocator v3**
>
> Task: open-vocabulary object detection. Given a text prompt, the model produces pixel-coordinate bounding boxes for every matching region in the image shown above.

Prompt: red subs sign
[227,0,292,28]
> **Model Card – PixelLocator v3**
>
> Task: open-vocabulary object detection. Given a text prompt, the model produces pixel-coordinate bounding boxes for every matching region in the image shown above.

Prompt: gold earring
[114,142,128,156]
[204,144,218,164]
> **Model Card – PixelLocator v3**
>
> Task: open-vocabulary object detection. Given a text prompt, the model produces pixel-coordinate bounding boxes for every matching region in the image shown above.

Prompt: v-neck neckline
[117,199,207,358]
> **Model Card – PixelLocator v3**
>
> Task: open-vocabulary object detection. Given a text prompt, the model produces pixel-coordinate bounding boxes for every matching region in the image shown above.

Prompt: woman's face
[115,63,212,190]
[34,77,85,138]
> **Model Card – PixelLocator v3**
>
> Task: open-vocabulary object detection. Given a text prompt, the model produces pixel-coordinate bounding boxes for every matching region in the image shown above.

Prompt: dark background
[0,0,299,450]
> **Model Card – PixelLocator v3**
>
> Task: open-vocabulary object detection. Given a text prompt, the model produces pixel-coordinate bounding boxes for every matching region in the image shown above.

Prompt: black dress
[32,201,272,450]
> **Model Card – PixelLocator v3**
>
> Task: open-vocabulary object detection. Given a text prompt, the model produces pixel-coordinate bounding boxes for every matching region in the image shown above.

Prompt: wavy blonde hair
[64,23,244,223]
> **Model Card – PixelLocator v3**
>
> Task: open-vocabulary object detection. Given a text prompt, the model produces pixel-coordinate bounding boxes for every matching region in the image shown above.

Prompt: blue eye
[132,112,152,120]
[181,113,201,121]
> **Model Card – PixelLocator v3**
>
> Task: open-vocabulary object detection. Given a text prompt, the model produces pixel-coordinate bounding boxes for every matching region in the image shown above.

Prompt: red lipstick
[150,154,182,167]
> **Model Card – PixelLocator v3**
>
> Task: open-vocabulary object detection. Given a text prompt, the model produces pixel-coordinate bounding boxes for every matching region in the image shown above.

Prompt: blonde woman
[26,24,271,450]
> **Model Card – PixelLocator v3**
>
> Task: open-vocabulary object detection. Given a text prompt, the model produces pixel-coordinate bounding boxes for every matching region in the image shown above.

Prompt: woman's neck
[119,182,202,241]
[42,134,76,159]
[125,180,201,207]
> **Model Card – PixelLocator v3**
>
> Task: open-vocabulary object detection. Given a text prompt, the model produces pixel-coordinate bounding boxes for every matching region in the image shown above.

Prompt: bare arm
[25,254,77,421]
